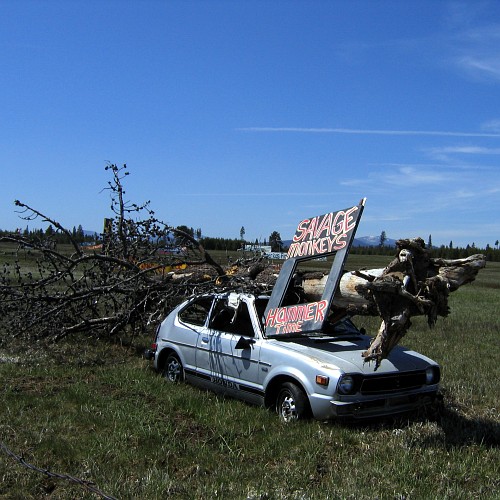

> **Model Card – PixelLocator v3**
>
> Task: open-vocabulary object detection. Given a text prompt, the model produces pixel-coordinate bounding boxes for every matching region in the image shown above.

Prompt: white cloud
[238,127,500,138]
[428,145,500,155]
[481,119,500,132]
[457,55,500,81]
[383,166,444,186]
[339,179,367,187]
[448,18,500,81]
[340,165,446,190]
[453,189,476,199]
[372,162,492,171]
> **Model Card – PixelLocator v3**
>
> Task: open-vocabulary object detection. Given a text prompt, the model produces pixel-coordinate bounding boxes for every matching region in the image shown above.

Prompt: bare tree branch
[0,164,228,343]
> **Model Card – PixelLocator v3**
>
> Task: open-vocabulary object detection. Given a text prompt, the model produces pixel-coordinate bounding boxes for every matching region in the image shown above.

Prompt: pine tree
[269,231,283,252]
[379,231,387,247]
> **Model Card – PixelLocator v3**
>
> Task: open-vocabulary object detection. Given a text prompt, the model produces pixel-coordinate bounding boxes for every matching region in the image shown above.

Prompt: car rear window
[178,297,213,326]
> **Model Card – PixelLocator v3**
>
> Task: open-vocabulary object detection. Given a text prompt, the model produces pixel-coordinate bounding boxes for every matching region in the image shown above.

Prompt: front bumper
[330,391,438,419]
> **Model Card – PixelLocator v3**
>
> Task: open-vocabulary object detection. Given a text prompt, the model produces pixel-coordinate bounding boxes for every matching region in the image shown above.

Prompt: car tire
[163,353,184,383]
[276,382,310,422]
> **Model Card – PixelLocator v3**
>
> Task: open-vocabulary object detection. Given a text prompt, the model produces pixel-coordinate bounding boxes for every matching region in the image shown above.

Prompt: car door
[174,296,213,374]
[195,295,263,403]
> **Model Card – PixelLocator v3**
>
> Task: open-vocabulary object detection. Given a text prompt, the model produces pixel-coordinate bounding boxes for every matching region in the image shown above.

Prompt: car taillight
[151,325,160,350]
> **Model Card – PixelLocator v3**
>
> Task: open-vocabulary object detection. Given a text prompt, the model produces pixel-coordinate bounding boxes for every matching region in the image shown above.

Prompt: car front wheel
[163,353,184,383]
[276,382,310,422]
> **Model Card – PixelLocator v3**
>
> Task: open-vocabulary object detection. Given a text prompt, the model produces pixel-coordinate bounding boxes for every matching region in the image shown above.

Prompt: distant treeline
[1,228,499,262]
[199,237,500,262]
[0,226,97,244]
[198,237,243,252]
[350,243,500,261]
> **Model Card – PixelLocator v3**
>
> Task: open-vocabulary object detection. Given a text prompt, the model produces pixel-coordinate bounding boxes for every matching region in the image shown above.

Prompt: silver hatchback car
[145,291,440,422]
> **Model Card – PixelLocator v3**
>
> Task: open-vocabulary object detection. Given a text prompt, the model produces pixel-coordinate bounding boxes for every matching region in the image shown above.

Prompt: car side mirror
[235,337,255,350]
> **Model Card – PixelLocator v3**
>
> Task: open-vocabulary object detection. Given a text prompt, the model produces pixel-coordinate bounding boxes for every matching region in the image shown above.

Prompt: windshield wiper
[312,335,363,343]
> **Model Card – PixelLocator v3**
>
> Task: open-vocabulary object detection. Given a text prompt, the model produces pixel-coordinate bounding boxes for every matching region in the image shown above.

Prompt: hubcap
[167,359,180,382]
[280,394,297,422]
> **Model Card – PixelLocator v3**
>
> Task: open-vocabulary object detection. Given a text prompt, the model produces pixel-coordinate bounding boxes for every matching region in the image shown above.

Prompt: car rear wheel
[276,382,310,422]
[163,353,184,383]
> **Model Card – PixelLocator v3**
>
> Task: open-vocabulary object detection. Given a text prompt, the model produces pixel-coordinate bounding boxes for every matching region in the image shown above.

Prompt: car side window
[178,297,213,327]
[254,297,269,330]
[210,300,255,337]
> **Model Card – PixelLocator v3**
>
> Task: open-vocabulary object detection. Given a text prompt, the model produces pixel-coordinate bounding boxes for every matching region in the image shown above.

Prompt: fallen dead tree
[299,237,486,366]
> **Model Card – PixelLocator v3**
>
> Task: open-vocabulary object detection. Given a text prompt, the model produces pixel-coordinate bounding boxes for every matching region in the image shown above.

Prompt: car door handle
[201,337,209,343]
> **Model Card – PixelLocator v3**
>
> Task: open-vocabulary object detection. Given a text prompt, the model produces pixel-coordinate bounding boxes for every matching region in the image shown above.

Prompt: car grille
[360,371,427,395]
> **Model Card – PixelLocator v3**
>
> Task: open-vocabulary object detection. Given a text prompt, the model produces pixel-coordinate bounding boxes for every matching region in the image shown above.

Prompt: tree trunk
[301,239,486,366]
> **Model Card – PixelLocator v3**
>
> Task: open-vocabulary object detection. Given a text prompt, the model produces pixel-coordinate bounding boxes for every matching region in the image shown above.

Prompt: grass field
[0,254,499,499]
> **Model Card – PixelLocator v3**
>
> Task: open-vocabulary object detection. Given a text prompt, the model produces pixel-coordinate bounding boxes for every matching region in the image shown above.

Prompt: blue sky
[1,1,499,248]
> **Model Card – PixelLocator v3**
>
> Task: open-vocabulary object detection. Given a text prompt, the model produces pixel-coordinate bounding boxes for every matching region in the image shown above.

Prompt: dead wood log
[301,238,486,367]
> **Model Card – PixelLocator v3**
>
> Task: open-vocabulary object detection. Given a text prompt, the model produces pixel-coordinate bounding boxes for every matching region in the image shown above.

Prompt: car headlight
[337,374,355,395]
[425,366,440,385]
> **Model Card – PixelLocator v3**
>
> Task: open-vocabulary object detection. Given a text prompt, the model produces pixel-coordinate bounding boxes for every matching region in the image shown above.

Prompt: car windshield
[319,316,361,336]
[280,317,361,340]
